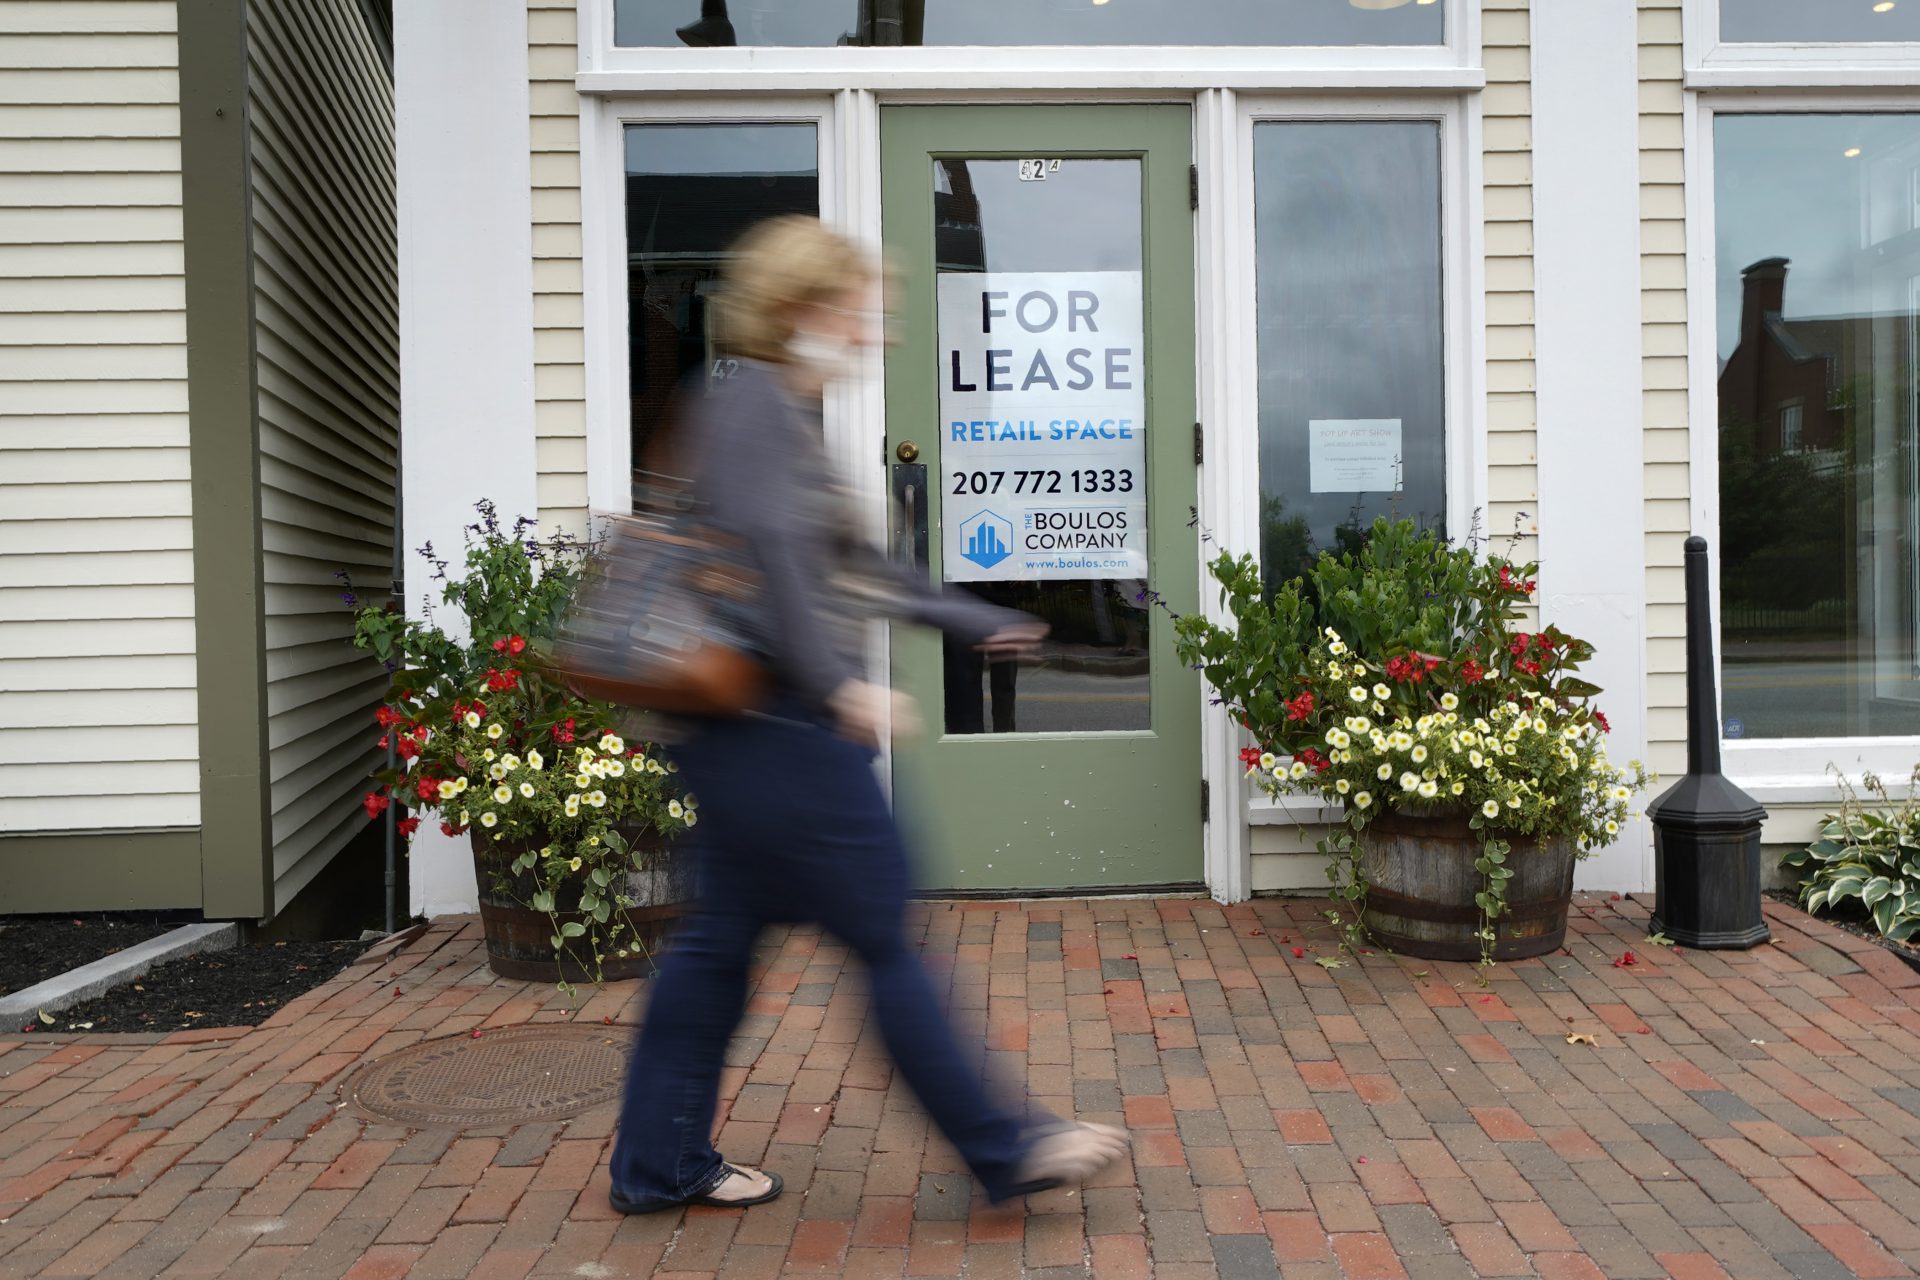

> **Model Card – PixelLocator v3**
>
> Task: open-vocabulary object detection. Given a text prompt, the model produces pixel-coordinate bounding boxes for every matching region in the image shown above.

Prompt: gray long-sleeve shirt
[679,359,1027,709]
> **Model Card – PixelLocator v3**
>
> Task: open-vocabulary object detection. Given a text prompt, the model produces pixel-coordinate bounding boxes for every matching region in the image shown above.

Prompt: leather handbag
[539,499,770,717]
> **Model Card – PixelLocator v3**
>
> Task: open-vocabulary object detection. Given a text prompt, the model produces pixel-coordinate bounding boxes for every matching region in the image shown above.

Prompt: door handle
[891,462,929,570]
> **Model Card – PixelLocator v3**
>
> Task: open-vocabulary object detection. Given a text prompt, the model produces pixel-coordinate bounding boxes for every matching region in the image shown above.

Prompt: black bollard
[1647,536,1770,948]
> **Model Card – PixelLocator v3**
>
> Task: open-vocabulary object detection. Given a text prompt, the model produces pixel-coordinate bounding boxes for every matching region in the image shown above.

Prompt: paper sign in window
[1308,419,1403,494]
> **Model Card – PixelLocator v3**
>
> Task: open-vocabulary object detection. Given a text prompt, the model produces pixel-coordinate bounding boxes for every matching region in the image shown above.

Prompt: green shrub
[1781,769,1920,943]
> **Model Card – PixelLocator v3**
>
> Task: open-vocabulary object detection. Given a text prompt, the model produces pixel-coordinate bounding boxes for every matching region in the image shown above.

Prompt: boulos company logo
[958,509,1013,570]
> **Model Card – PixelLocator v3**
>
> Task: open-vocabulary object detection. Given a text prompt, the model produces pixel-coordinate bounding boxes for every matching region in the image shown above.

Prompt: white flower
[479,811,498,828]
[1449,781,1465,796]
[454,777,468,794]
[648,760,666,775]
[1329,640,1348,656]
[599,734,625,755]
[1373,683,1391,701]
[493,784,512,804]
[1604,819,1619,835]
[486,722,504,741]
[1350,686,1369,704]
[564,796,580,817]
[588,790,607,808]
[1418,780,1438,799]
[1440,693,1459,711]
[575,773,592,789]
[1611,786,1631,801]
[1289,761,1309,780]
[684,811,697,827]
[1328,663,1345,680]
[1259,752,1277,770]
[519,782,536,799]
[1378,763,1394,781]
[1327,729,1351,750]
[668,800,684,819]
[1400,772,1421,792]
[437,780,458,801]
[1469,751,1485,769]
[1354,791,1374,809]
[501,754,519,771]
[1335,779,1351,795]
[1411,745,1428,764]
[606,759,626,778]
[1347,716,1371,734]
[1271,763,1287,779]
[1508,796,1522,808]
[464,711,482,729]
[526,749,543,771]
[1482,800,1501,818]
[490,763,508,782]
[483,748,496,762]
[1532,719,1549,734]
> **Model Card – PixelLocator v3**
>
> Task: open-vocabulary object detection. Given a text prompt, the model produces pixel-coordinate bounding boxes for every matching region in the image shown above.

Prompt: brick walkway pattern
[3,895,1920,1278]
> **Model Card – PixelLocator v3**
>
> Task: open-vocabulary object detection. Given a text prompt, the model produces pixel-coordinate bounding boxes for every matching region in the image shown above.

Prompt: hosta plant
[1782,768,1920,944]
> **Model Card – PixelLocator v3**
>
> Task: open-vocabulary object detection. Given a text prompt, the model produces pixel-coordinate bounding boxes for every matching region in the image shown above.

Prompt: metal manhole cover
[344,1024,633,1129]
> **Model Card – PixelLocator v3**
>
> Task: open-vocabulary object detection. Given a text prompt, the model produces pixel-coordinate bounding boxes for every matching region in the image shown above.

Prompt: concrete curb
[0,922,241,1022]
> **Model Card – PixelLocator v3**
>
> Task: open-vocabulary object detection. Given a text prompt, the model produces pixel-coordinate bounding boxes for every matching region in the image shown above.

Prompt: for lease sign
[935,269,1148,583]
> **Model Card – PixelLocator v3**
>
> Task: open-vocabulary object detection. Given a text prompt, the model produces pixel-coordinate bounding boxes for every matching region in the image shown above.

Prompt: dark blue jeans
[609,707,1034,1208]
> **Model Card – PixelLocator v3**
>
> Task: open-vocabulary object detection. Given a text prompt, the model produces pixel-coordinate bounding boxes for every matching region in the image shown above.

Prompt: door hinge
[1201,778,1211,823]
[1193,421,1204,465]
[1189,163,1199,211]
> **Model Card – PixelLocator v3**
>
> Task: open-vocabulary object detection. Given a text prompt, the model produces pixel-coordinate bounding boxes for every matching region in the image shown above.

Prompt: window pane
[623,123,817,491]
[1252,122,1446,590]
[1722,0,1920,43]
[615,0,1442,47]
[1714,114,1920,739]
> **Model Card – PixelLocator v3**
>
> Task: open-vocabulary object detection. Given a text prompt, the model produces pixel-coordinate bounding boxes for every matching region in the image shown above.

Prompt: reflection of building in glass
[1718,258,1848,458]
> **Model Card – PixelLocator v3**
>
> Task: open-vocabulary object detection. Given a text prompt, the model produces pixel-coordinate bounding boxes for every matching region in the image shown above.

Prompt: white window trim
[1218,94,1484,836]
[1686,88,1920,799]
[1684,0,1920,88]
[574,0,1482,94]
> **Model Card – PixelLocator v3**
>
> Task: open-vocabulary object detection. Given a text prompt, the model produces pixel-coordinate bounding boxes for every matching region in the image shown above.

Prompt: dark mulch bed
[31,939,372,1034]
[1766,887,1920,974]
[0,914,186,997]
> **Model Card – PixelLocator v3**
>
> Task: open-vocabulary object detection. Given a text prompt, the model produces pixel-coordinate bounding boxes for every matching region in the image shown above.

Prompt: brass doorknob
[896,441,920,463]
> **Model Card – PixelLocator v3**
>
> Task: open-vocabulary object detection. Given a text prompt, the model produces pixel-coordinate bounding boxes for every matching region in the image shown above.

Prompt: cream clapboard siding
[245,0,398,909]
[1250,1,1536,887]
[530,0,589,536]
[1640,0,1689,783]
[0,0,198,833]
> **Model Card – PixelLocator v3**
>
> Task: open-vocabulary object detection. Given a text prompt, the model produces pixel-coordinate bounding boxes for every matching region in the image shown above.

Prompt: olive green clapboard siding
[244,0,397,914]
[1251,0,1535,882]
[0,0,200,838]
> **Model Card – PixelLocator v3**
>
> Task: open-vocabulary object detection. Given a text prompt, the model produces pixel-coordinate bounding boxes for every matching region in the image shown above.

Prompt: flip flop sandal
[610,1165,785,1214]
[685,1164,784,1209]
[1000,1122,1129,1200]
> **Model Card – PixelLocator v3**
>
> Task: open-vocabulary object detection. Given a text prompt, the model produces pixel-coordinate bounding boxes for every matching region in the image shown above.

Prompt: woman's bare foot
[1013,1123,1130,1192]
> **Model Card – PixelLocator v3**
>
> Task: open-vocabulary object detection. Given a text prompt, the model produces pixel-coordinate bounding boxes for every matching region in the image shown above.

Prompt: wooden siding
[244,0,397,910]
[530,0,588,536]
[0,0,199,833]
[1640,0,1688,779]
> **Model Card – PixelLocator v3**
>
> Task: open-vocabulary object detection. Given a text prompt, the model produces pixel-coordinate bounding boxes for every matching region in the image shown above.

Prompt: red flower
[396,816,421,838]
[415,775,440,804]
[484,668,521,693]
[1516,659,1541,676]
[1297,747,1333,775]
[1460,659,1486,684]
[363,792,390,820]
[469,700,487,719]
[1285,691,1315,721]
[439,820,466,837]
[1509,634,1531,656]
[1239,745,1265,769]
[396,737,421,761]
[1594,710,1611,734]
[491,635,528,656]
[375,706,403,728]
[376,734,390,751]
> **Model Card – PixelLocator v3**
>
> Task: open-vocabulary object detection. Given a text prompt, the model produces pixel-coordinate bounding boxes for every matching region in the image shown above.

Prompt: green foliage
[1781,769,1920,944]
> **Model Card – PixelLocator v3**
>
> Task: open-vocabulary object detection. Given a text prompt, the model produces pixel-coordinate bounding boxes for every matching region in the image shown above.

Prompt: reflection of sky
[948,159,1141,274]
[1722,0,1920,42]
[614,0,1442,47]
[1713,114,1920,362]
[624,123,817,177]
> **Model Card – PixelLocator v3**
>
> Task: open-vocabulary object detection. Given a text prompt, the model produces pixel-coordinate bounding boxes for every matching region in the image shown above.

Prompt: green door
[882,104,1202,893]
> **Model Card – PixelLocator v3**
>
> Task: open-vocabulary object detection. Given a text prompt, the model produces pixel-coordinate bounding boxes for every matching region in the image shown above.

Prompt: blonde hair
[712,216,873,363]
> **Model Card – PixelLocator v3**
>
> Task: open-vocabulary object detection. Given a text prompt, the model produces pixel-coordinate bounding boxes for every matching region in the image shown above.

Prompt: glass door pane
[933,157,1150,733]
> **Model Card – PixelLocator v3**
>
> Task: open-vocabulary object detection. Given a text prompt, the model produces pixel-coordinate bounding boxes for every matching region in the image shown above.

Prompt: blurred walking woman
[609,218,1127,1213]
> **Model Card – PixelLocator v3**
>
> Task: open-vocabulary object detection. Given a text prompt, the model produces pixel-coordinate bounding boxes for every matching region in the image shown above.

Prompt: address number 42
[1018,158,1062,182]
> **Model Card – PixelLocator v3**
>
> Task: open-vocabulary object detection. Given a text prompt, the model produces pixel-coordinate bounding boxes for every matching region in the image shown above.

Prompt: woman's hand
[976,621,1049,657]
[829,679,923,748]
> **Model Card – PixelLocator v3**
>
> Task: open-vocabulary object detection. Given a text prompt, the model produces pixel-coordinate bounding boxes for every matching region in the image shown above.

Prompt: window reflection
[1252,122,1446,590]
[1722,0,1920,43]
[623,124,818,491]
[616,0,1442,48]
[1715,114,1920,739]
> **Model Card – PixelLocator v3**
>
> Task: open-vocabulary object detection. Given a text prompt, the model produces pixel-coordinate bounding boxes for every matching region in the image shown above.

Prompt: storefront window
[616,0,1442,48]
[1720,0,1920,43]
[1252,121,1446,589]
[622,123,818,490]
[1714,114,1920,740]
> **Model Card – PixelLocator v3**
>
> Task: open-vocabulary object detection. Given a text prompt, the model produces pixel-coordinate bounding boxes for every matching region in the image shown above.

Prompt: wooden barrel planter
[1358,809,1576,961]
[472,829,693,983]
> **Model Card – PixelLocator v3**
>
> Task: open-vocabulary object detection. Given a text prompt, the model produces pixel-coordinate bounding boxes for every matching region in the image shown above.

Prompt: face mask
[787,328,863,382]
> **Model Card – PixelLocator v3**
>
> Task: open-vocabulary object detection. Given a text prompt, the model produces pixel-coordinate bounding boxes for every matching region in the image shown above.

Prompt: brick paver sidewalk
[3,895,1920,1278]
